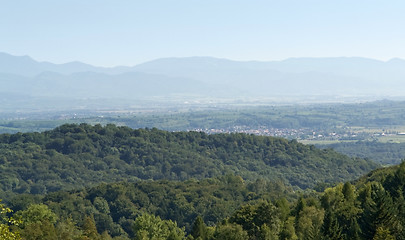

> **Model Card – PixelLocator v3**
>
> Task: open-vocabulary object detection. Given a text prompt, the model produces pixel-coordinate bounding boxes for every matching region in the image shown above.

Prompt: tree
[15,204,57,226]
[0,200,21,240]
[212,222,248,240]
[275,198,290,222]
[230,201,281,238]
[279,217,298,240]
[55,217,83,240]
[295,206,324,240]
[82,215,102,240]
[133,213,185,240]
[320,183,361,240]
[342,182,355,201]
[191,216,207,240]
[359,182,399,239]
[14,203,58,240]
[20,220,57,240]
[321,211,342,240]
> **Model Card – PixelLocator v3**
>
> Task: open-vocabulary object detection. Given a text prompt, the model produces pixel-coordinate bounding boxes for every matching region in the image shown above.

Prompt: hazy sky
[1,0,404,67]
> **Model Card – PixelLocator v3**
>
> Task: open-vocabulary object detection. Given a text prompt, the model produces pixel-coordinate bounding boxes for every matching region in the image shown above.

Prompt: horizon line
[1,51,404,68]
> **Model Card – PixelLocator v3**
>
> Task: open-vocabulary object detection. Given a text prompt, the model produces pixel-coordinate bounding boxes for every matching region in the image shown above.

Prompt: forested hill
[0,124,378,198]
[7,176,292,238]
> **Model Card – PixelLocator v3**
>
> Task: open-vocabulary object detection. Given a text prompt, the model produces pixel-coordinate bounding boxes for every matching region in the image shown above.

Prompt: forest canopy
[0,123,378,199]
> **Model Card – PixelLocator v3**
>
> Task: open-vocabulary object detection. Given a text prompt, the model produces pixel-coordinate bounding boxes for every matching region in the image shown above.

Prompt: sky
[1,0,405,67]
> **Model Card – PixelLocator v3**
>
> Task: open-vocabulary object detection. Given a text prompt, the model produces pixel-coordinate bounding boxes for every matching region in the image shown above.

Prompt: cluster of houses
[191,126,405,142]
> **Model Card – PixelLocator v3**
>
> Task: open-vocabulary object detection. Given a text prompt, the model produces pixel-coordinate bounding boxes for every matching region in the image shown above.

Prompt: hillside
[0,124,378,199]
[317,141,405,165]
[7,176,293,238]
[5,162,405,240]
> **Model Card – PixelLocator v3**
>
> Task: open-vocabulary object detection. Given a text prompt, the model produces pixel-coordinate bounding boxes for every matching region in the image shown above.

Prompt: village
[193,125,405,142]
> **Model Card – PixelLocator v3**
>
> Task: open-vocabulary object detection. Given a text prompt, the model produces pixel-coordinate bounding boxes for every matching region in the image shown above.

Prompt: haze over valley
[2,52,405,113]
[3,1,405,239]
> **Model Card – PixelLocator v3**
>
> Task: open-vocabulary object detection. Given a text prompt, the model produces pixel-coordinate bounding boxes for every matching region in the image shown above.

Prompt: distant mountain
[0,52,131,76]
[133,56,405,78]
[132,56,405,96]
[2,52,405,111]
[0,70,222,100]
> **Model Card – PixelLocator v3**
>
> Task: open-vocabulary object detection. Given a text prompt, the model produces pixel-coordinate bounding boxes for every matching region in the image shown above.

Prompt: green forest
[0,123,377,199]
[2,162,405,239]
[317,141,405,165]
[0,123,403,239]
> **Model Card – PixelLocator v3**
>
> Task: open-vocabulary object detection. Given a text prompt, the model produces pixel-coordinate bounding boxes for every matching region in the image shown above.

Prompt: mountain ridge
[2,51,405,76]
[2,52,405,111]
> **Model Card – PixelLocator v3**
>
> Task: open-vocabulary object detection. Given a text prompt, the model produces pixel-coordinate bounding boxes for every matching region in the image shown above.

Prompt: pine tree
[279,217,298,240]
[338,183,361,240]
[360,182,399,239]
[342,182,355,201]
[191,216,207,240]
[395,189,405,240]
[293,196,306,230]
[321,211,342,240]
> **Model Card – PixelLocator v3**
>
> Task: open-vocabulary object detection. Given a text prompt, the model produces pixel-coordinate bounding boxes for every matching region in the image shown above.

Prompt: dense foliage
[5,175,291,239]
[0,200,21,240]
[317,141,405,165]
[0,124,377,199]
[2,123,398,239]
[4,162,405,239]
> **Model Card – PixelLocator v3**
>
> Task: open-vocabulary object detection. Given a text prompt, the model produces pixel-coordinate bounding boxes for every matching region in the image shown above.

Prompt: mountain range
[1,52,405,111]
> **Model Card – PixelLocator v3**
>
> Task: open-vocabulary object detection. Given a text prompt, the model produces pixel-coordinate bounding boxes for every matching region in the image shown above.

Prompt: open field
[299,139,357,145]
